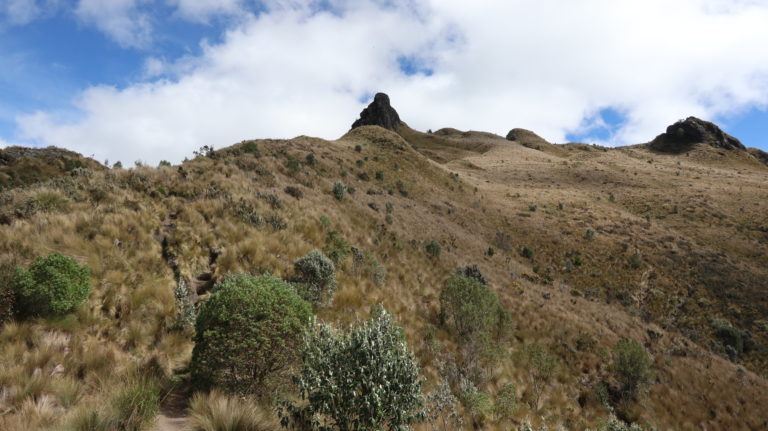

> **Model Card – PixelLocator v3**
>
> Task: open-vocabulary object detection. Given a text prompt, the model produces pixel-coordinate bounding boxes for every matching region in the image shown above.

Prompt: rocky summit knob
[351,92,402,131]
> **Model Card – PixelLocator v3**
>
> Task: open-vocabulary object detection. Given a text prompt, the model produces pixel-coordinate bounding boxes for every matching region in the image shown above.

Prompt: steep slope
[0,99,766,430]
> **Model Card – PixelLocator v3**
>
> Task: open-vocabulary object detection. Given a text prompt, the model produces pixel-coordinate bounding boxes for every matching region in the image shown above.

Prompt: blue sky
[2,0,768,163]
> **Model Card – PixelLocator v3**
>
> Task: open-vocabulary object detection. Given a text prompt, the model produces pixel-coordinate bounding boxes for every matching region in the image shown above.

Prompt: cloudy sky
[1,0,768,164]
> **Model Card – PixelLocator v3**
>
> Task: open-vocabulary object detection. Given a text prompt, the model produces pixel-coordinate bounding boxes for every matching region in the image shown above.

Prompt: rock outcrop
[649,117,745,153]
[351,93,402,131]
[748,147,768,166]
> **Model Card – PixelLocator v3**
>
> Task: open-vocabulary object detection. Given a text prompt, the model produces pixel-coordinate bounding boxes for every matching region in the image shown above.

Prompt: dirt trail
[152,381,192,431]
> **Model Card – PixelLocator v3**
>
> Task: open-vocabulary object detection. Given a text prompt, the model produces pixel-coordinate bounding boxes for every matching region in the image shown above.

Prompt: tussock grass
[0,127,766,430]
[188,389,279,431]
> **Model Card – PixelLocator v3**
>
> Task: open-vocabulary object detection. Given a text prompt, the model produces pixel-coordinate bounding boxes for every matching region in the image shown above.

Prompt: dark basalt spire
[351,93,402,131]
[649,117,745,153]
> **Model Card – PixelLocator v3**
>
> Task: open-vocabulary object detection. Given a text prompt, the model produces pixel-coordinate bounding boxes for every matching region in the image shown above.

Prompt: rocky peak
[351,93,402,131]
[650,117,745,153]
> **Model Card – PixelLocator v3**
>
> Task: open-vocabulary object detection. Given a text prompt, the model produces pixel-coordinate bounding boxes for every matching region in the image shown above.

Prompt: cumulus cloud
[16,0,768,163]
[75,0,153,48]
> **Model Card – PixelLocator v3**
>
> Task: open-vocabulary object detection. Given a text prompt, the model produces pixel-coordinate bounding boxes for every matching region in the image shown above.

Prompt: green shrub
[12,252,91,317]
[426,381,462,431]
[440,275,510,342]
[323,230,350,265]
[493,383,517,423]
[332,182,345,201]
[426,240,441,258]
[524,343,555,411]
[587,414,646,431]
[283,306,424,431]
[375,170,384,181]
[305,153,317,166]
[292,250,338,306]
[439,275,511,381]
[354,144,362,152]
[241,141,260,155]
[458,377,491,426]
[191,274,312,395]
[611,339,651,400]
[158,160,172,167]
[520,246,534,259]
[711,318,744,359]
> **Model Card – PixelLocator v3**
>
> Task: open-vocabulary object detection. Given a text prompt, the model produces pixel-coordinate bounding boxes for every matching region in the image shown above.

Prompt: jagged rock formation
[649,117,745,153]
[748,147,768,166]
[351,93,402,131]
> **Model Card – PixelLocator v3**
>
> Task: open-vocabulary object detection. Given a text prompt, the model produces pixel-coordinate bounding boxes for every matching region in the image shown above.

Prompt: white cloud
[1,0,60,26]
[168,0,244,22]
[75,0,153,48]
[16,0,768,163]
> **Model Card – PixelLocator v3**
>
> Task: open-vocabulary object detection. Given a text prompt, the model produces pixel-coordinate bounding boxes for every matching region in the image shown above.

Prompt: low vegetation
[191,274,312,395]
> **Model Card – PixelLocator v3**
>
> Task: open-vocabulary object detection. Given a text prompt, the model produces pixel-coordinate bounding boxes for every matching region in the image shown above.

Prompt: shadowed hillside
[0,95,766,431]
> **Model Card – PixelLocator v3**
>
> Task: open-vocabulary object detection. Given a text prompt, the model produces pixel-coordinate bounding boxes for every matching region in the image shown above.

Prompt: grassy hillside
[0,124,767,430]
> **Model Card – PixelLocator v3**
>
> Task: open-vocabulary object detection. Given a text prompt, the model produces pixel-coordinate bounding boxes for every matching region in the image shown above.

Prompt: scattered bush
[305,153,317,166]
[189,389,278,431]
[191,274,312,395]
[396,180,409,197]
[12,252,91,317]
[284,186,303,200]
[283,306,424,431]
[332,182,345,201]
[354,144,362,152]
[170,280,195,334]
[323,230,350,265]
[319,215,331,229]
[292,250,338,306]
[493,383,517,424]
[455,264,487,286]
[426,240,442,258]
[265,214,287,231]
[375,170,384,181]
[611,339,651,400]
[386,201,394,213]
[458,377,492,427]
[233,198,263,227]
[524,343,555,411]
[711,318,744,359]
[520,246,534,259]
[158,160,171,167]
[440,275,509,342]
[241,141,260,155]
[586,414,646,431]
[426,380,463,431]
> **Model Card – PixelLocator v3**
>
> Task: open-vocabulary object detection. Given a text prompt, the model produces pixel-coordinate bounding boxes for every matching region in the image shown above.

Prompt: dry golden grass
[0,125,766,429]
